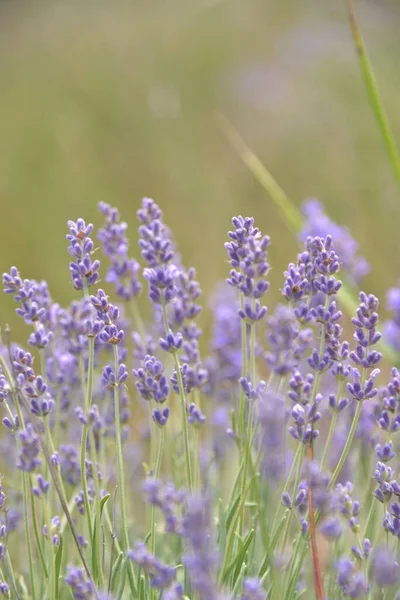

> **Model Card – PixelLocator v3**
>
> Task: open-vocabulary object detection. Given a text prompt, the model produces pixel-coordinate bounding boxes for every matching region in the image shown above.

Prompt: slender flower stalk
[113,345,137,597]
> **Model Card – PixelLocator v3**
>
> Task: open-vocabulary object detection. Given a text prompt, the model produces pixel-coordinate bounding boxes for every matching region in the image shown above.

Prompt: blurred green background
[1,0,400,342]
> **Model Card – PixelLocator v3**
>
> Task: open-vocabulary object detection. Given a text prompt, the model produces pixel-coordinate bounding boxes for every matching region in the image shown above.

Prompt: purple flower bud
[65,565,95,598]
[295,489,307,507]
[376,442,396,463]
[371,547,400,587]
[187,403,206,426]
[17,424,41,473]
[28,325,53,349]
[159,332,183,353]
[363,539,371,558]
[100,324,124,345]
[152,407,170,427]
[351,545,362,560]
[320,517,342,539]
[242,578,264,600]
[301,520,309,536]
[133,355,169,403]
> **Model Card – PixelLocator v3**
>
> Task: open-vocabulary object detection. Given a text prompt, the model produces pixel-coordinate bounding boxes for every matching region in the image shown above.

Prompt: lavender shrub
[0,198,399,599]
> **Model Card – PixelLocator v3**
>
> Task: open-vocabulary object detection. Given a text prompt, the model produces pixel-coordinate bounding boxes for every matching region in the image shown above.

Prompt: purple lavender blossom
[0,373,9,401]
[128,542,175,588]
[258,388,285,479]
[142,478,185,534]
[162,583,184,600]
[225,216,270,323]
[17,424,41,472]
[378,368,400,432]
[137,198,177,305]
[265,304,302,375]
[182,494,219,600]
[320,517,342,539]
[242,578,264,600]
[32,474,50,497]
[65,565,95,599]
[59,445,81,485]
[383,283,400,351]
[133,355,169,403]
[371,547,400,587]
[203,282,241,403]
[0,582,9,596]
[97,201,142,301]
[102,363,128,388]
[67,219,100,291]
[336,557,369,597]
[152,407,170,427]
[350,292,382,369]
[300,198,369,284]
[186,402,206,426]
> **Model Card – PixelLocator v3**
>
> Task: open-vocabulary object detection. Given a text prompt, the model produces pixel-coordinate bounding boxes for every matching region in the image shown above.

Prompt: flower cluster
[1,198,400,600]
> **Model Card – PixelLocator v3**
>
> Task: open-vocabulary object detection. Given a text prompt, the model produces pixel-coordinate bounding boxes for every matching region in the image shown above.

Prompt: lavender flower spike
[133,355,169,404]
[225,215,270,323]
[67,218,100,291]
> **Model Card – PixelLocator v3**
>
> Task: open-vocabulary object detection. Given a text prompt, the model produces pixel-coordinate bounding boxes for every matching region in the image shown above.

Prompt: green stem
[321,378,343,472]
[320,411,338,473]
[280,444,306,552]
[42,486,56,600]
[4,549,22,600]
[86,338,104,588]
[160,304,193,492]
[22,471,36,600]
[238,295,248,443]
[238,316,256,536]
[270,442,302,540]
[113,344,137,597]
[329,400,363,490]
[150,427,165,556]
[130,299,146,341]
[30,486,49,580]
[0,364,36,599]
[172,351,193,493]
[150,426,165,600]
[80,424,93,543]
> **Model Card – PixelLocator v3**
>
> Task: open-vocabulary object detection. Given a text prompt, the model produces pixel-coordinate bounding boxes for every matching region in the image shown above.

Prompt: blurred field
[1,0,400,343]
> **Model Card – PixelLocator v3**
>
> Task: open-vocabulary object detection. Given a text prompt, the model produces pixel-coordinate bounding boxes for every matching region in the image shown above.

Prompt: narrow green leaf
[231,561,248,598]
[226,494,241,533]
[258,514,287,578]
[143,529,152,545]
[219,475,259,585]
[100,493,110,516]
[271,514,288,550]
[115,558,128,600]
[91,496,110,579]
[232,528,255,586]
[218,498,227,552]
[91,520,99,577]
[346,0,400,193]
[110,552,124,592]
[139,575,146,600]
[54,536,63,600]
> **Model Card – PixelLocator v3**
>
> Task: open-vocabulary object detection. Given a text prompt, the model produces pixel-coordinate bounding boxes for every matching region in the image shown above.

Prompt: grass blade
[346,0,400,192]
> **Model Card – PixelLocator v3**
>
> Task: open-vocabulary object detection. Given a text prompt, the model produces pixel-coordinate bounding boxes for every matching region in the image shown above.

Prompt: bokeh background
[1,0,400,343]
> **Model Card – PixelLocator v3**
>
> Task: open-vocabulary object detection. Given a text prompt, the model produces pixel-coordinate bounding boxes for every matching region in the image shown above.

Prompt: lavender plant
[1,197,400,600]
